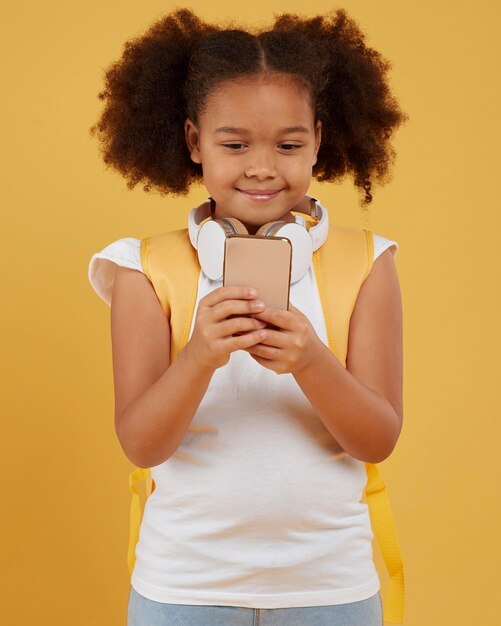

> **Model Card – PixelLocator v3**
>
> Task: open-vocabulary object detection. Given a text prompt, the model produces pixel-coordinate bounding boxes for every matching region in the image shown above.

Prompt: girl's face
[185,76,322,235]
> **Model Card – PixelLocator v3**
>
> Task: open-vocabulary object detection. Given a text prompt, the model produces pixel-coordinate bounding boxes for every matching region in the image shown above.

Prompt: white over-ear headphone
[188,195,329,283]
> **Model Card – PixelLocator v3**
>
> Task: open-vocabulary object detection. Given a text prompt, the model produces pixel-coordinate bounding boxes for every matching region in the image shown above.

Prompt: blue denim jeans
[127,586,383,625]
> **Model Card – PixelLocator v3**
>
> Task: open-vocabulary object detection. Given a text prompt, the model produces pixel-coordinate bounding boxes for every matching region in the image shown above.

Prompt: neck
[195,194,317,231]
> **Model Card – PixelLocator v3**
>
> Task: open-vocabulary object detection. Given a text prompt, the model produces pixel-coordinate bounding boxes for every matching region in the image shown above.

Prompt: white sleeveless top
[88,219,399,608]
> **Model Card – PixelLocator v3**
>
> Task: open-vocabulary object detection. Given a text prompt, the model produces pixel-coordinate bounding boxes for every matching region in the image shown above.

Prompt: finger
[245,343,280,359]
[217,316,267,339]
[202,285,260,308]
[249,327,287,348]
[210,297,265,323]
[248,307,296,331]
[226,328,268,351]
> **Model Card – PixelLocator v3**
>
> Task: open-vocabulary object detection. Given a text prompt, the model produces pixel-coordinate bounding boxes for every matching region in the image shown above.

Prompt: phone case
[223,235,292,310]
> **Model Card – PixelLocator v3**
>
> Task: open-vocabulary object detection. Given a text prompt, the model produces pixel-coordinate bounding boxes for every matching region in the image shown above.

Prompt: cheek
[210,159,239,180]
[201,161,228,184]
[287,157,315,180]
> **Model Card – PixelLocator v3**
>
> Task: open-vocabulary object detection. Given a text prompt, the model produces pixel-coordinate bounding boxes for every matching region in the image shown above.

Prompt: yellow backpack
[127,214,405,624]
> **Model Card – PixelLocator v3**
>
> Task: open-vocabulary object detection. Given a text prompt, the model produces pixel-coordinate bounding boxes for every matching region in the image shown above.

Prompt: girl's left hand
[244,303,322,375]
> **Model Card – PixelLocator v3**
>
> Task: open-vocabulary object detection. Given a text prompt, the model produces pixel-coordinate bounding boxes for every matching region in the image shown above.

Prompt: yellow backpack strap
[126,229,200,578]
[127,468,151,576]
[313,225,405,624]
[140,229,201,362]
[365,463,405,624]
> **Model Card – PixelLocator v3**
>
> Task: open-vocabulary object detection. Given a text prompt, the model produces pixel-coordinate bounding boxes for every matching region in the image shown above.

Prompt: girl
[88,7,407,625]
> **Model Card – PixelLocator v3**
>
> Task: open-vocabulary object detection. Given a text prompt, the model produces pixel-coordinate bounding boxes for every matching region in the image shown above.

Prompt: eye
[223,143,246,150]
[222,143,301,152]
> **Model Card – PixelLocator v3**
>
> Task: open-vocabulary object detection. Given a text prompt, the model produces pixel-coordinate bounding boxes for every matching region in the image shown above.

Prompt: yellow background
[2,1,499,624]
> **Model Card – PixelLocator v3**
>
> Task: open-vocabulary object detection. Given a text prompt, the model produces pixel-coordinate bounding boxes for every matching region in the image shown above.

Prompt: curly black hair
[89,7,408,207]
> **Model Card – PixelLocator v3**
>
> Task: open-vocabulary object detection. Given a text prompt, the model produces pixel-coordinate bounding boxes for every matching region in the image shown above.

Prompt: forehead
[201,77,315,131]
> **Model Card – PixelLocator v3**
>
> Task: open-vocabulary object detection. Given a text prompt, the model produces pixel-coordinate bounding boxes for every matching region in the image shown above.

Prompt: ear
[312,119,322,166]
[184,117,202,164]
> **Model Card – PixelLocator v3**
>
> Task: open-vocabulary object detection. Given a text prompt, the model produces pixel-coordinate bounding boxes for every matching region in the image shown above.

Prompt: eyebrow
[214,126,310,135]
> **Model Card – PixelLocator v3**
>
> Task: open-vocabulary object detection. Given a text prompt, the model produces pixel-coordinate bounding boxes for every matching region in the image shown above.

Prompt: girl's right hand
[185,285,268,370]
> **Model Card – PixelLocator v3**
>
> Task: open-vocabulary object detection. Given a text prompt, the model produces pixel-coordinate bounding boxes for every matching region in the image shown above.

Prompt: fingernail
[249,288,258,296]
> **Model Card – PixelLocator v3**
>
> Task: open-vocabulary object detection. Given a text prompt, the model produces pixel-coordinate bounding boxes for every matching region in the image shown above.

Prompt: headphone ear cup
[270,223,313,283]
[196,218,250,280]
[196,220,227,280]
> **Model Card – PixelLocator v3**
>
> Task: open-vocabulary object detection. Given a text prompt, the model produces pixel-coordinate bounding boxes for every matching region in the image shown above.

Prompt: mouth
[237,188,283,201]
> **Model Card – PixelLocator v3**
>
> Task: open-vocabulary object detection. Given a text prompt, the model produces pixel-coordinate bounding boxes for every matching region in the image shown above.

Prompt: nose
[244,148,278,179]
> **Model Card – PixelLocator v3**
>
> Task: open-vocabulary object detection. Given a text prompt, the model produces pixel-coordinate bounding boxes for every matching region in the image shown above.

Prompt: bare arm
[110,266,212,467]
[292,248,403,463]
[110,266,267,468]
[245,247,403,464]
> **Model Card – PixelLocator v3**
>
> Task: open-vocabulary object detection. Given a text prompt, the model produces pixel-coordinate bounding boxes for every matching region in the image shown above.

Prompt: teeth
[242,190,279,199]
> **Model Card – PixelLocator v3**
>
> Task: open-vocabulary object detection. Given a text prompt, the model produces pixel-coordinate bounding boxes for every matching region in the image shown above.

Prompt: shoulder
[372,232,399,263]
[88,229,192,306]
[359,230,401,300]
[88,237,144,306]
[347,229,402,358]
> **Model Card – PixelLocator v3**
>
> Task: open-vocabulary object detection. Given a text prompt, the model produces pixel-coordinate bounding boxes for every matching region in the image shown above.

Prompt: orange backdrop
[1,1,499,624]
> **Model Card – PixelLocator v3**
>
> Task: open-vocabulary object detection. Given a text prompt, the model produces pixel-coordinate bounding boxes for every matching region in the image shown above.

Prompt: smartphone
[223,234,292,310]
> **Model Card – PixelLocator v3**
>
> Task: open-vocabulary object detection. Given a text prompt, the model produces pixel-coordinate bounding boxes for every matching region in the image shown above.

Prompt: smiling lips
[238,188,283,200]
